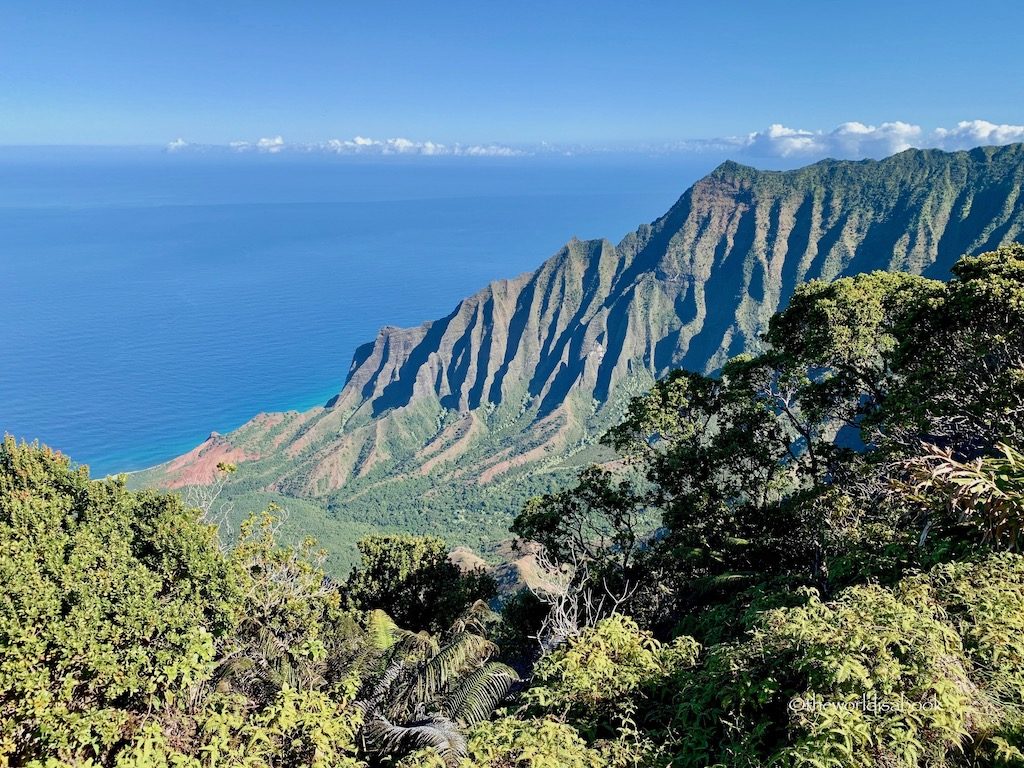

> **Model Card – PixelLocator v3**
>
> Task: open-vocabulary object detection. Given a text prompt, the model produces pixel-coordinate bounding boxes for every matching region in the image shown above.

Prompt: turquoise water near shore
[1,150,722,475]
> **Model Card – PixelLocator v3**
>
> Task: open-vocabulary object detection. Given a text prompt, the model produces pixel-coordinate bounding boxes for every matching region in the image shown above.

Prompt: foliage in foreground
[663,553,1024,767]
[494,553,1024,768]
[0,438,236,762]
[0,438,506,768]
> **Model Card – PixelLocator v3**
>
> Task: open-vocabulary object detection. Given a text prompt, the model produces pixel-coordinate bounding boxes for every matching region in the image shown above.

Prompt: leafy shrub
[905,441,1024,550]
[343,534,495,633]
[220,510,358,704]
[103,687,364,768]
[400,717,602,768]
[0,438,236,764]
[665,553,1024,767]
[524,615,698,735]
[0,440,370,768]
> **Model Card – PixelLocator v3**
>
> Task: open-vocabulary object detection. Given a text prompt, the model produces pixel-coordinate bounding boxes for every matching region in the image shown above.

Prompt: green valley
[135,144,1024,569]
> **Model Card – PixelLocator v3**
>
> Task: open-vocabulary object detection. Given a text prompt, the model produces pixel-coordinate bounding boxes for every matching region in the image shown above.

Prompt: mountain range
[136,143,1024,561]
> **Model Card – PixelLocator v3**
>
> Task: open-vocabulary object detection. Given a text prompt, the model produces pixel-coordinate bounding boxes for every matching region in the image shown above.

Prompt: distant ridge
[137,143,1024,545]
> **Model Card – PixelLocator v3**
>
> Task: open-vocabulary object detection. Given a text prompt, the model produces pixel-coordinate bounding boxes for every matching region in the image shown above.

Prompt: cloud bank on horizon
[166,120,1024,160]
[168,135,525,157]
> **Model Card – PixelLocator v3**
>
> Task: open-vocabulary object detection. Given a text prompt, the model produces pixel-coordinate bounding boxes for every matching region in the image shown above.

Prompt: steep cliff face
[140,144,1024,534]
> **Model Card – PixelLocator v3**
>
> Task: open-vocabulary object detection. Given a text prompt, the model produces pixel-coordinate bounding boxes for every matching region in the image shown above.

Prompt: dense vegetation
[3,245,1023,766]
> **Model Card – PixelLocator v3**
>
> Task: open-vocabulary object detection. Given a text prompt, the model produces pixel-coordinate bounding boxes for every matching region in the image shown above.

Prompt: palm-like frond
[363,715,467,765]
[442,661,519,725]
[398,630,441,662]
[363,653,414,711]
[355,613,512,764]
[449,599,497,635]
[410,631,497,706]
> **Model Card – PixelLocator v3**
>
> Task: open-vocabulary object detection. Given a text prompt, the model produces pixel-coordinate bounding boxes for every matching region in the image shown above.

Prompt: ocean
[1,149,724,476]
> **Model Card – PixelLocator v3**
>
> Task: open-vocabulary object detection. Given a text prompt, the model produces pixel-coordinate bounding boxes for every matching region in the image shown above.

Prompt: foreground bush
[108,687,364,768]
[0,440,509,768]
[400,717,603,768]
[0,438,237,763]
[524,614,698,736]
[664,553,1024,767]
[494,555,1024,767]
[0,440,368,767]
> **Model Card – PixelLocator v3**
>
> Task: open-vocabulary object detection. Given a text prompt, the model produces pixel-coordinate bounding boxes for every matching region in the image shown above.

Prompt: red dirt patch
[161,434,259,489]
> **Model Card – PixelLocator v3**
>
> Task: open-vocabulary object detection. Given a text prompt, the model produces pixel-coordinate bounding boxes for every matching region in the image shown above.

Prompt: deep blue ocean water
[1,149,724,476]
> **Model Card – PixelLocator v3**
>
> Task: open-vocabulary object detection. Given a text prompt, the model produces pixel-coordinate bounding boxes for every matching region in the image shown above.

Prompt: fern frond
[366,609,403,651]
[442,662,519,725]
[411,632,496,704]
[366,609,439,658]
[686,571,754,597]
[363,714,467,764]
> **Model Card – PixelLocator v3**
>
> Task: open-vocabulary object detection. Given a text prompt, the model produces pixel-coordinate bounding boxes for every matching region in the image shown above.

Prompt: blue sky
[2,0,1022,153]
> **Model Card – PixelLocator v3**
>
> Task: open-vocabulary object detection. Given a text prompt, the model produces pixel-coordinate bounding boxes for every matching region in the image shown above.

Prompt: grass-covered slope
[133,144,1024,557]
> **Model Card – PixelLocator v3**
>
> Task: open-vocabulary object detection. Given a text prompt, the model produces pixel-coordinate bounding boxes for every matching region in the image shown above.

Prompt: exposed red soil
[161,434,259,489]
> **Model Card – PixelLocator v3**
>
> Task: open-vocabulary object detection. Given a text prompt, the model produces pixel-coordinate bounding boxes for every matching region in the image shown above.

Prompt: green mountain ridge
[135,143,1024,558]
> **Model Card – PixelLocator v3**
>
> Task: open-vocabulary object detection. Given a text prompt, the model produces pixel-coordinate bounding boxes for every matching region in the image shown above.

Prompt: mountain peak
[707,158,757,179]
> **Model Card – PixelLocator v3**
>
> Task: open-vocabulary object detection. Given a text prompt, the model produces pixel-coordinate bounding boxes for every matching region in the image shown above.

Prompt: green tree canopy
[342,534,495,634]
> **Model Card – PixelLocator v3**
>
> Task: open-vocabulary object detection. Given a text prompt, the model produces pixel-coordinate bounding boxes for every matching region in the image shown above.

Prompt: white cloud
[166,137,190,152]
[932,120,1024,150]
[223,136,286,153]
[733,119,1024,160]
[164,121,1024,161]
[387,137,416,153]
[742,124,820,157]
[738,121,923,159]
[829,121,923,156]
[256,135,285,153]
[318,136,526,157]
[460,143,523,157]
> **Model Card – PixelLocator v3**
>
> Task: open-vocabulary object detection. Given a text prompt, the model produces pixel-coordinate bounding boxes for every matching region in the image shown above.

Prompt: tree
[512,466,650,574]
[883,245,1024,455]
[512,464,654,649]
[343,535,495,634]
[762,269,943,435]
